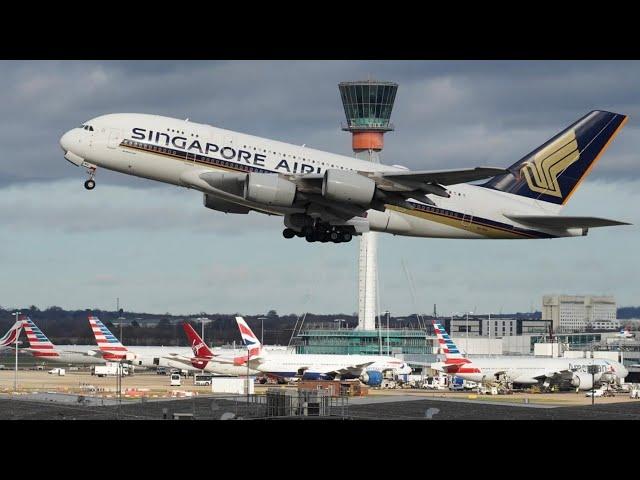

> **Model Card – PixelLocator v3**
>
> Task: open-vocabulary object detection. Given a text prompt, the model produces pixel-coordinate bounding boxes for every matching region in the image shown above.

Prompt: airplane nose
[60,130,73,153]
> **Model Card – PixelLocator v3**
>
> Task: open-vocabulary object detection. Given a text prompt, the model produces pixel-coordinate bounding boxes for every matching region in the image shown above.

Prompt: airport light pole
[385,310,390,356]
[258,317,267,345]
[13,311,21,392]
[588,364,598,406]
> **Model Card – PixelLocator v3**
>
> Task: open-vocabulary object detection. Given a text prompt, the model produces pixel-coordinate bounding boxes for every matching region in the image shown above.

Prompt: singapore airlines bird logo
[520,129,580,198]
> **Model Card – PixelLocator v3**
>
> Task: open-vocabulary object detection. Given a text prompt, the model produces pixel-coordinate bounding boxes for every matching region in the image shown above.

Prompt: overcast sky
[0,60,638,316]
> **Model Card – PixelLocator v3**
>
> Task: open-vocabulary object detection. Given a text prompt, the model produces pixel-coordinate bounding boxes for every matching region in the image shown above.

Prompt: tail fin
[234,316,262,363]
[0,320,23,348]
[182,322,215,358]
[483,110,627,206]
[88,316,128,360]
[22,317,60,358]
[432,320,468,364]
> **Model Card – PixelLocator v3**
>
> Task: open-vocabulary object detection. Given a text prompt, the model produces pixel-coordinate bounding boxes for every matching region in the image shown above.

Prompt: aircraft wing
[284,167,508,194]
[505,215,631,229]
[367,167,509,191]
[324,361,376,377]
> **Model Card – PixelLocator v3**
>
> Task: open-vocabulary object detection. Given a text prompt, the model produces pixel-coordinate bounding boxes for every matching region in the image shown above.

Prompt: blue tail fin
[482,110,627,206]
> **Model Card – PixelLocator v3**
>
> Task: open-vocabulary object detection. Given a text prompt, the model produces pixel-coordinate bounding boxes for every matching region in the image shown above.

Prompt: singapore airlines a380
[60,110,630,243]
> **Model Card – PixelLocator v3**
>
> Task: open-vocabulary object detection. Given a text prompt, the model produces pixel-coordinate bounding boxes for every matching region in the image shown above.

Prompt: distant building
[447,317,550,337]
[542,295,617,332]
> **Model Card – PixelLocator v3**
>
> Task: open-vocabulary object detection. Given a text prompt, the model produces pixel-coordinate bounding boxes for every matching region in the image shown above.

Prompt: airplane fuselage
[438,356,628,387]
[60,114,584,240]
[252,353,411,379]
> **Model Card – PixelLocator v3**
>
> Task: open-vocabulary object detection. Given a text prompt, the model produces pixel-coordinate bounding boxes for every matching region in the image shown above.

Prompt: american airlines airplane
[0,321,23,351]
[234,316,411,383]
[20,317,105,365]
[60,110,629,243]
[431,321,628,391]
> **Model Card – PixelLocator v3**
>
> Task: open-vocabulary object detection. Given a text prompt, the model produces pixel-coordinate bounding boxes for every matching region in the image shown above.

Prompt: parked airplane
[60,110,629,244]
[0,320,23,351]
[160,322,260,375]
[87,316,252,372]
[616,328,634,338]
[20,317,105,365]
[431,321,628,391]
[234,316,411,383]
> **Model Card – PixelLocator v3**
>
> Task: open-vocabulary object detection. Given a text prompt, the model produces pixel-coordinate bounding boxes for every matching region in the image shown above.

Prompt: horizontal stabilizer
[505,214,631,229]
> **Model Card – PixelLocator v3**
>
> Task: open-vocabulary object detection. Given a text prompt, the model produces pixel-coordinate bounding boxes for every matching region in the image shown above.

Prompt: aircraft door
[461,210,474,227]
[107,129,121,149]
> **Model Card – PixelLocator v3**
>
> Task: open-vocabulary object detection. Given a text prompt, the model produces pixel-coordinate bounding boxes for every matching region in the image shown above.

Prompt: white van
[170,373,181,386]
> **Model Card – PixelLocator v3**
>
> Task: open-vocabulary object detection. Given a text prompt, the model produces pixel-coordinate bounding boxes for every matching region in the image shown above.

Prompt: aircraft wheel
[329,231,339,241]
[305,234,316,242]
[342,232,352,242]
[282,228,296,239]
[84,179,96,190]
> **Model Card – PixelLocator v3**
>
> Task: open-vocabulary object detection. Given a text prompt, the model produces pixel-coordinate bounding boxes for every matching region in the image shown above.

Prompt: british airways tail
[0,320,23,349]
[22,317,60,358]
[88,316,128,360]
[483,110,628,207]
[234,316,263,365]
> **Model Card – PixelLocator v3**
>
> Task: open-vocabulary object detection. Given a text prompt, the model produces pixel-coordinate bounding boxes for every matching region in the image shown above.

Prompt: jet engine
[571,372,594,390]
[359,370,383,386]
[322,169,376,206]
[244,173,296,207]
[203,194,251,214]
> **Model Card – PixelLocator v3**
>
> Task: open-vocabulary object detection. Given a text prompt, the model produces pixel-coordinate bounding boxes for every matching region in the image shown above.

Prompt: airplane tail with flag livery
[233,316,263,365]
[0,320,23,350]
[89,316,129,361]
[483,110,628,209]
[22,317,60,358]
[432,321,469,365]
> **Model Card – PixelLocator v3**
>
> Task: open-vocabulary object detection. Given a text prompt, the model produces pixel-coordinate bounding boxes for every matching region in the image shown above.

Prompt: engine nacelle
[360,370,383,386]
[322,169,376,206]
[200,171,245,196]
[203,194,251,214]
[571,372,594,390]
[244,173,296,207]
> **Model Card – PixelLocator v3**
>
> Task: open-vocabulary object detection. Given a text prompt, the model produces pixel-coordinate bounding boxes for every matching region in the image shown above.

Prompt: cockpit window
[80,125,94,131]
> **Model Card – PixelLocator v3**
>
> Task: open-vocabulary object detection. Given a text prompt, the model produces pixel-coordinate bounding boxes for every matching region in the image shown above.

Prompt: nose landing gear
[84,166,97,190]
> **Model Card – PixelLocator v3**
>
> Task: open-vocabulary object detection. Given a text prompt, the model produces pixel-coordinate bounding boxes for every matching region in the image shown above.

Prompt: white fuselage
[22,343,255,375]
[437,356,628,386]
[252,353,411,379]
[60,114,580,240]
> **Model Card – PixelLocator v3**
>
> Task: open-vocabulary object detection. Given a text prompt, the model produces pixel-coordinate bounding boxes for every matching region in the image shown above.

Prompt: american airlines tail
[0,320,23,349]
[433,321,469,364]
[431,320,484,375]
[22,317,60,358]
[483,110,628,210]
[88,316,129,360]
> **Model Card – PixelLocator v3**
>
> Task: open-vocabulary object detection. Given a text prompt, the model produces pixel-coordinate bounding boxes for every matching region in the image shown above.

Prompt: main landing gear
[282,224,353,244]
[84,166,97,190]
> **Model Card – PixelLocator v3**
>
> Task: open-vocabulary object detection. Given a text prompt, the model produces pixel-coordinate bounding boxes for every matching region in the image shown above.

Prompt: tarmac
[1,370,639,420]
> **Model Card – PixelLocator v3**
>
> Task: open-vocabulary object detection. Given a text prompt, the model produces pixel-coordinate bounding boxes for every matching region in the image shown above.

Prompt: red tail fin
[182,322,214,358]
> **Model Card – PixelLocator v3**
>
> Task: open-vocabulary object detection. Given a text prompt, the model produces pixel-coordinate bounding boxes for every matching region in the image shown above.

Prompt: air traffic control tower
[338,80,398,331]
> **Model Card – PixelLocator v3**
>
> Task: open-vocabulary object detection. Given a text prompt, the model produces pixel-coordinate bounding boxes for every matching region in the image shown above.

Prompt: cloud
[1,60,639,190]
[0,61,638,315]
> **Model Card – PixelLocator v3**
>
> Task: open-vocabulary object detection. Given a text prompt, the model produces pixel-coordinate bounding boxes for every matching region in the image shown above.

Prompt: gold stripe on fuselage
[124,142,534,239]
[386,205,529,239]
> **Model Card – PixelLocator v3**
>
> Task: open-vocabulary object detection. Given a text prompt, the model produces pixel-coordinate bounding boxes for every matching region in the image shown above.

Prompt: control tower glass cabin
[339,80,398,152]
